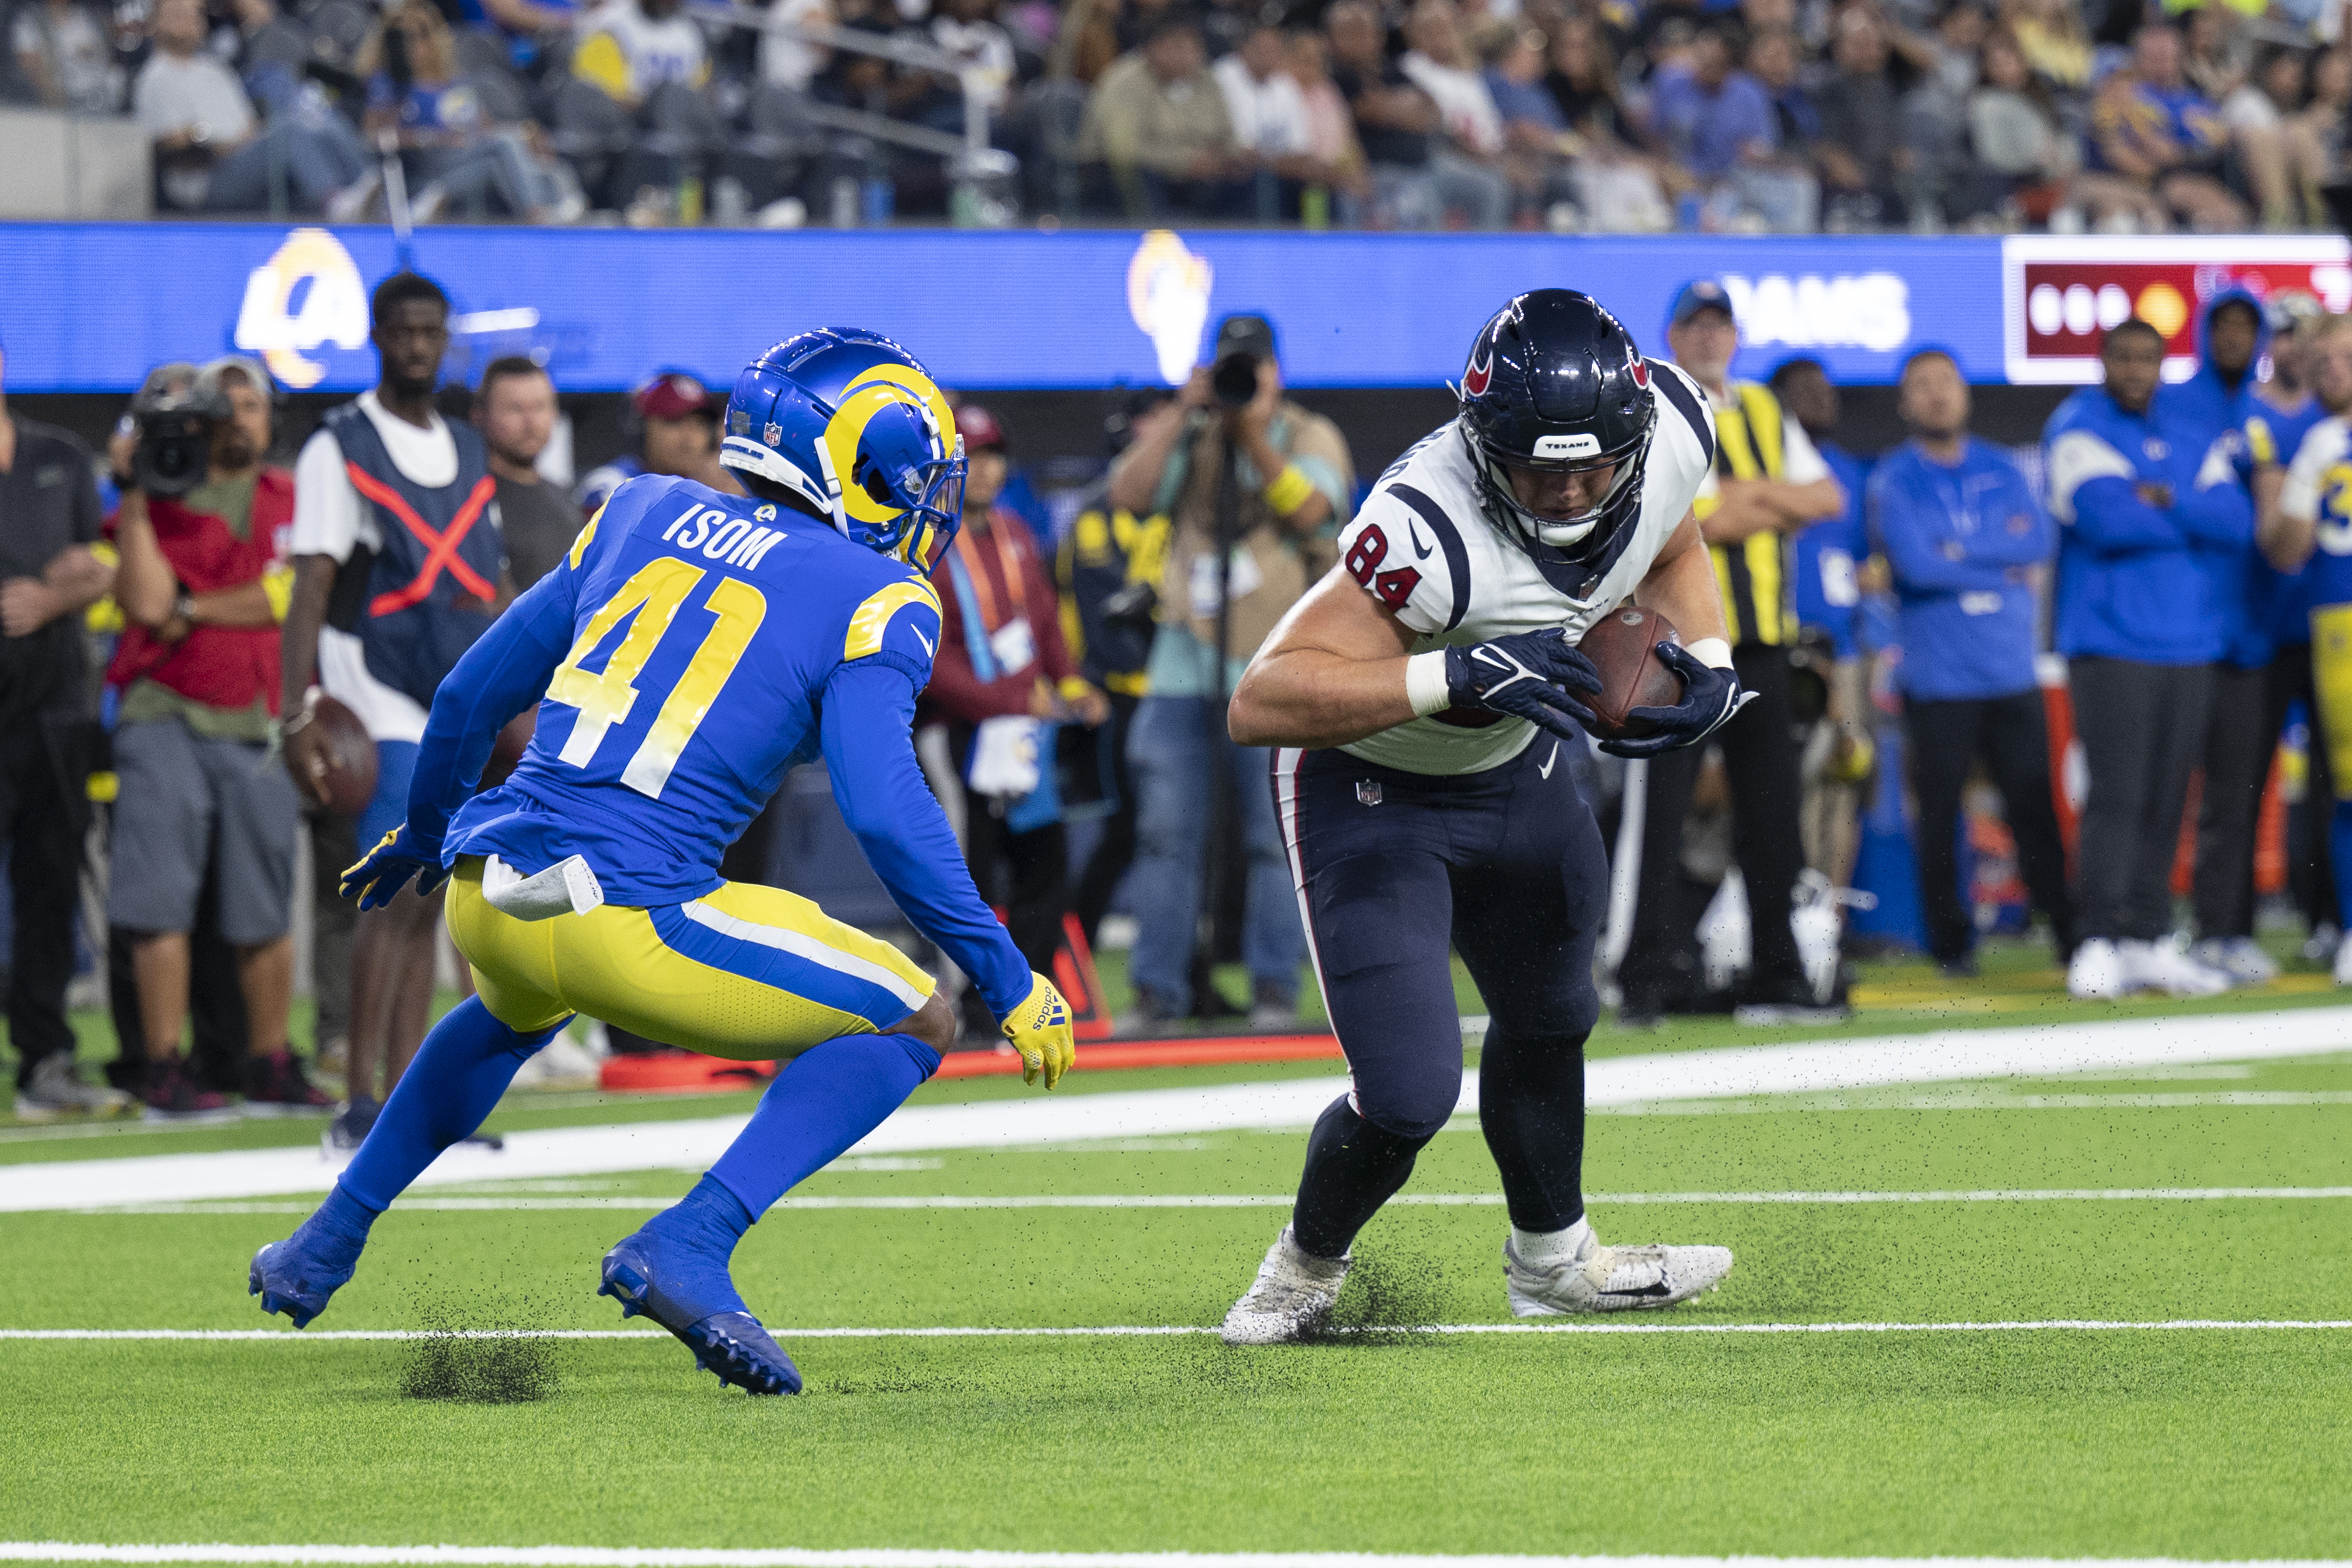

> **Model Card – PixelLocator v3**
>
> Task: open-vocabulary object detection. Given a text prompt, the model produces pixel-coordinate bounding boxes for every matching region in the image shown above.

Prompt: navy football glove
[1596,640,1755,758]
[1442,627,1604,741]
[340,826,449,912]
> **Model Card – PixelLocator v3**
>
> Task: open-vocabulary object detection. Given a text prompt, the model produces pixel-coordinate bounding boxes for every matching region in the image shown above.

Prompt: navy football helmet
[1456,289,1657,565]
[720,328,966,571]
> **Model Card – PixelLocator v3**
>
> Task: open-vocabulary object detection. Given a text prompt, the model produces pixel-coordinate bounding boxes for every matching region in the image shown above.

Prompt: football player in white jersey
[1219,289,1745,1343]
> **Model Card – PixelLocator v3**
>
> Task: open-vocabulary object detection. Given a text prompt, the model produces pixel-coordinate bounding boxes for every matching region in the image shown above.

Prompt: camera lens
[1212,352,1259,409]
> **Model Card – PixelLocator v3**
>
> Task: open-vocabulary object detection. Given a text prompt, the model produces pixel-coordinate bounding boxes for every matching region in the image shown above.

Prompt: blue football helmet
[719,328,966,571]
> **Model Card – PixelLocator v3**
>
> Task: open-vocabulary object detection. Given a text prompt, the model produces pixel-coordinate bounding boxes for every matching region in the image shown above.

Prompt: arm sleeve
[2069,476,2184,553]
[1335,494,1458,638]
[820,661,1031,1020]
[405,566,580,851]
[2279,423,2342,522]
[1869,470,2013,593]
[2173,442,2254,548]
[289,429,363,562]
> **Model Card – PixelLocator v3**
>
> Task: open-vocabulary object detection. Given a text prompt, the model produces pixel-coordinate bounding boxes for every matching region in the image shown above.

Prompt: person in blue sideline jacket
[2174,287,2283,984]
[1869,349,2075,980]
[2044,317,2253,1001]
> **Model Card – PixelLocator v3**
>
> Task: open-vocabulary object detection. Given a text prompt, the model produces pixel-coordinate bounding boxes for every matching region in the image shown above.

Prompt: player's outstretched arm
[1229,567,1423,747]
[818,662,1071,1085]
[408,571,578,847]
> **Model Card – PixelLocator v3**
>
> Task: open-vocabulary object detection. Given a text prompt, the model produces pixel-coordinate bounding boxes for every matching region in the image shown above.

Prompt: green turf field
[5,978,2351,1563]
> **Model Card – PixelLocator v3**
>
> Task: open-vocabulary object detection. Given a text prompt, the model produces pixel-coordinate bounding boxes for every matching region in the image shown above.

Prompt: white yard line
[79,1186,2352,1214]
[4,1320,2349,1343]
[8,1006,2351,1212]
[5,1548,2349,1568]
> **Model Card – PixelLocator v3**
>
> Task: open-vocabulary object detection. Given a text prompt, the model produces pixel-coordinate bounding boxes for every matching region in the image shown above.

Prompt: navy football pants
[1272,736,1606,1258]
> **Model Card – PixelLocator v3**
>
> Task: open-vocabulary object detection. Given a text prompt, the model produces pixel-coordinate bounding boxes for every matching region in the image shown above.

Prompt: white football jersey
[1333,360,1718,776]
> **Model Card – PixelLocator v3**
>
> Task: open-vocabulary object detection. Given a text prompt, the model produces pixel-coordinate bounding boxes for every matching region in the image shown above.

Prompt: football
[1575,603,1684,737]
[302,694,378,819]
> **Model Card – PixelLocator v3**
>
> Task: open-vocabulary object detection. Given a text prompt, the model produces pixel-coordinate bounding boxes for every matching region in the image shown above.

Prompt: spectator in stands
[474,357,577,593]
[1870,348,2073,978]
[556,0,721,218]
[2180,3,2248,109]
[1651,23,1816,231]
[1106,313,1348,1031]
[576,372,735,517]
[1080,15,1246,218]
[1058,388,1175,950]
[1621,281,1846,1026]
[1327,0,1504,229]
[2086,23,2247,232]
[2170,288,2283,984]
[1214,18,1317,217]
[1288,28,1372,216]
[133,0,373,214]
[281,273,511,1151]
[360,0,569,222]
[1969,29,2075,223]
[12,0,124,113]
[2001,0,2091,92]
[754,0,836,94]
[1771,356,1874,886]
[461,0,585,74]
[0,336,121,1122]
[2301,48,2350,185]
[1398,0,1515,225]
[2226,48,2329,231]
[2044,317,2246,999]
[106,357,327,1122]
[1813,9,1912,228]
[922,405,1108,1039]
[1544,14,1674,231]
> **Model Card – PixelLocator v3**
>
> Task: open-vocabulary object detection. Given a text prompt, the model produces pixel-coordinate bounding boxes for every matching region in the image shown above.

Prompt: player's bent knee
[889,989,957,1057]
[1354,1074,1461,1144]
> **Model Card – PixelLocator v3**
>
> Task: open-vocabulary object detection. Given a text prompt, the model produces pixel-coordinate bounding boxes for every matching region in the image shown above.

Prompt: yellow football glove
[1001,971,1076,1089]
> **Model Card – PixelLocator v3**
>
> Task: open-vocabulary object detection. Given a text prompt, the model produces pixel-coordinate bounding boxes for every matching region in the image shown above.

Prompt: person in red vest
[922,405,1108,1039]
[109,356,331,1120]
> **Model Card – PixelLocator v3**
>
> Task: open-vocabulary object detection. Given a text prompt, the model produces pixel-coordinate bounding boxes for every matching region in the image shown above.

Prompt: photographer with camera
[1105,313,1353,1031]
[1,335,120,1120]
[107,356,326,1121]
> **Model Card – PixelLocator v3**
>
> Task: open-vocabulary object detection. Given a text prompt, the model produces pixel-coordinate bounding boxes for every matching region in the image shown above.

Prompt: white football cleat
[1503,1221,1733,1315]
[2190,936,2277,984]
[2067,937,2129,999]
[1220,1227,1350,1345]
[2121,937,2232,997]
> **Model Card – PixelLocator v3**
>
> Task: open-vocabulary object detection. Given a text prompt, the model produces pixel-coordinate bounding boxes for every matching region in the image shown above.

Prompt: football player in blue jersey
[249,329,1075,1395]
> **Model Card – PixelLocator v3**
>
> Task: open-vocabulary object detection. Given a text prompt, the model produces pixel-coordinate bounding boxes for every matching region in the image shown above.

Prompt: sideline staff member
[1619,279,1845,1026]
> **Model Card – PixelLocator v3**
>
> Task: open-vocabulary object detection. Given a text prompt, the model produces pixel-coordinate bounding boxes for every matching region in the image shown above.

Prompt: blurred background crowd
[13,0,2352,228]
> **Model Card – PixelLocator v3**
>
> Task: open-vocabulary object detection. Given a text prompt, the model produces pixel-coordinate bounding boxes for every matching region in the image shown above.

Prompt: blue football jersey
[2241,393,2330,646]
[443,473,944,906]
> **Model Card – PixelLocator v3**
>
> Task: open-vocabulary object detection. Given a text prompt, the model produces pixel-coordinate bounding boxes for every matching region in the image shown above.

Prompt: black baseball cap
[1215,313,1278,362]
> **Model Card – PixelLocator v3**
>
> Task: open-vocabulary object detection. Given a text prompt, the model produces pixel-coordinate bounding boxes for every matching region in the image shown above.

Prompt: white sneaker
[2190,937,2277,984]
[2123,936,2233,997]
[13,1054,133,1122]
[2333,933,2352,987]
[1219,1227,1350,1345]
[2067,937,2130,999]
[509,1034,604,1089]
[1503,1219,1733,1315]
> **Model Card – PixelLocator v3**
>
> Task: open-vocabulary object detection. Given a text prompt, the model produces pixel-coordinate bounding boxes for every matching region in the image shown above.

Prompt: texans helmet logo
[1464,345,1494,397]
[1631,357,1650,388]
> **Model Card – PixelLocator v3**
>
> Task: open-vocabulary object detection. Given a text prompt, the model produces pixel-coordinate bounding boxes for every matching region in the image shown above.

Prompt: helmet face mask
[1456,289,1656,568]
[721,328,967,572]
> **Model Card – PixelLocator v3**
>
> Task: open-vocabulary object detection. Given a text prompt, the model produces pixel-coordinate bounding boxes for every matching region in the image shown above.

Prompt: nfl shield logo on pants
[1356,781,1383,806]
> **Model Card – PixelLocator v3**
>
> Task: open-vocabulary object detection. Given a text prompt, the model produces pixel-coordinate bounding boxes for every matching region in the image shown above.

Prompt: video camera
[122,362,228,498]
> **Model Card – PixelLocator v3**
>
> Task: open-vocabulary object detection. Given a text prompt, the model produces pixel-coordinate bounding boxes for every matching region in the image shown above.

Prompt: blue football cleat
[249,1214,368,1329]
[599,1229,801,1395]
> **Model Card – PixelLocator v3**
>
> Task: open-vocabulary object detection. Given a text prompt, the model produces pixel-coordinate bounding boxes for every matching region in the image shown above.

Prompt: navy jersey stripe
[1651,362,1714,468]
[1388,483,1473,632]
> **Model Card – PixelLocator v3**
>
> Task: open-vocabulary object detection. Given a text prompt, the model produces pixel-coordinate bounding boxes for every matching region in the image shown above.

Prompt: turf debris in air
[399,1292,562,1403]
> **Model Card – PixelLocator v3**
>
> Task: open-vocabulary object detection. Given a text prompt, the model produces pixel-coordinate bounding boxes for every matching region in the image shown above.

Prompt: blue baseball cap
[1667,279,1735,332]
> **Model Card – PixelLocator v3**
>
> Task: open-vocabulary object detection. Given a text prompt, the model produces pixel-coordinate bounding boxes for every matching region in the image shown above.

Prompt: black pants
[2,715,87,1088]
[963,803,1068,982]
[2265,645,2336,931]
[2069,657,2213,942]
[1273,739,1604,1257]
[1621,642,1804,994]
[1903,689,2076,965]
[1073,692,1140,949]
[2194,661,2277,941]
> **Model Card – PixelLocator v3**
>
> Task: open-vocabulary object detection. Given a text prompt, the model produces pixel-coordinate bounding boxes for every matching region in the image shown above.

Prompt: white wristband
[1404,650,1453,717]
[1686,636,1733,670]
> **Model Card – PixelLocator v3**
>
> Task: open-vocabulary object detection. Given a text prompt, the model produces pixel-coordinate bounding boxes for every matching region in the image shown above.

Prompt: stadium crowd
[10,0,2352,227]
[2,261,2349,1123]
